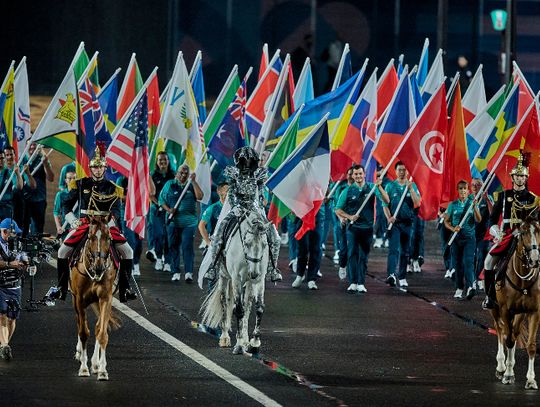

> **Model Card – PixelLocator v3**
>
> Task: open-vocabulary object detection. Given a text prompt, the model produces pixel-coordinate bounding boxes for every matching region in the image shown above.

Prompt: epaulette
[67,179,78,191]
[113,182,124,199]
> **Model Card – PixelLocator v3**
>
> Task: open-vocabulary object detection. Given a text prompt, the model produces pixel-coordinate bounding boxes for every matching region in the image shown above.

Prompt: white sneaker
[292,275,303,288]
[132,263,141,276]
[317,270,323,278]
[373,238,383,248]
[155,259,163,271]
[413,260,421,273]
[454,288,463,299]
[444,269,455,278]
[290,258,297,273]
[307,281,318,290]
[171,273,181,281]
[347,283,357,292]
[384,240,389,248]
[477,280,484,291]
[280,233,289,245]
[357,284,367,293]
[184,272,193,283]
[164,263,171,272]
[399,279,408,287]
[321,243,326,253]
[338,267,347,280]
[333,250,340,264]
[406,264,412,273]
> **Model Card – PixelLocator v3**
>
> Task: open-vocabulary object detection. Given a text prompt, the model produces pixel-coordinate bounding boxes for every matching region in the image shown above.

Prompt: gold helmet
[510,152,529,177]
[89,144,106,168]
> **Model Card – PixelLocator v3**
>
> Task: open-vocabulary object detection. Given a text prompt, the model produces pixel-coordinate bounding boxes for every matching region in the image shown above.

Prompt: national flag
[513,62,535,123]
[465,85,506,169]
[472,82,520,177]
[0,63,15,151]
[442,82,471,205]
[416,38,429,88]
[73,47,100,92]
[373,66,416,176]
[207,79,248,167]
[330,69,377,181]
[398,83,447,220]
[462,65,487,126]
[377,59,399,117]
[97,69,120,134]
[486,99,539,192]
[257,43,269,81]
[147,73,161,167]
[410,69,424,115]
[421,49,444,103]
[13,58,31,159]
[117,54,144,121]
[32,69,79,159]
[332,43,352,90]
[190,55,207,123]
[246,52,282,146]
[77,77,99,177]
[293,58,314,107]
[266,116,330,239]
[397,55,405,78]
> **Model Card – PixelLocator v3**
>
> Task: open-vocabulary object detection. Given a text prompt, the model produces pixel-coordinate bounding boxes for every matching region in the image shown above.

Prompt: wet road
[2,222,540,406]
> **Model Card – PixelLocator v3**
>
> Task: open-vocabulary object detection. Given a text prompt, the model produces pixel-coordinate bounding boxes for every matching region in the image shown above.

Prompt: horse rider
[50,145,137,303]
[205,146,282,282]
[483,153,540,309]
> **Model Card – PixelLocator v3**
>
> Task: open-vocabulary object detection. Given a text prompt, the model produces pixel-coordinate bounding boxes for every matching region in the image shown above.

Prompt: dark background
[2,0,539,98]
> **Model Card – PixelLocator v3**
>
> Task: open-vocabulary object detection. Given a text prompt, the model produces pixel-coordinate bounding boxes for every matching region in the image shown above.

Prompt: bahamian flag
[472,82,520,177]
[190,56,207,124]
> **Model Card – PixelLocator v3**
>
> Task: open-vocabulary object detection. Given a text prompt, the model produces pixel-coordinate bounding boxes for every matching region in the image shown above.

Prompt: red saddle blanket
[489,233,515,255]
[64,219,126,247]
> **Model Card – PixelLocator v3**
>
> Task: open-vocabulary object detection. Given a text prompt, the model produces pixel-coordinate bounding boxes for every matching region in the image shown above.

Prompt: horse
[69,215,121,380]
[490,219,540,389]
[201,209,270,354]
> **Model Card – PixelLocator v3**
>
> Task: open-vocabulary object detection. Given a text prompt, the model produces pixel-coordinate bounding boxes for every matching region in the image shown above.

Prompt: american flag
[107,91,149,238]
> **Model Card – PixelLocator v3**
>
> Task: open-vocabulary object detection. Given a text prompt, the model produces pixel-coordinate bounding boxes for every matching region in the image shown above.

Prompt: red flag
[442,82,471,205]
[513,68,534,123]
[258,44,269,81]
[398,84,447,220]
[377,62,398,117]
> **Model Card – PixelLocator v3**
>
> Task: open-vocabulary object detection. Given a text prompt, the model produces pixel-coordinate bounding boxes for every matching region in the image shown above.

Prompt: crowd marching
[2,38,540,362]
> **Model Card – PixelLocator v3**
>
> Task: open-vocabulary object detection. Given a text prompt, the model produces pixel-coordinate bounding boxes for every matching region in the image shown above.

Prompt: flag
[246,54,282,145]
[32,69,79,159]
[257,43,269,81]
[398,84,447,220]
[117,54,143,121]
[486,100,539,192]
[410,70,424,115]
[13,59,31,159]
[147,73,161,168]
[77,77,99,177]
[293,58,314,107]
[276,69,364,145]
[397,55,405,78]
[207,79,248,167]
[421,49,444,103]
[373,67,416,175]
[332,43,352,90]
[190,57,207,123]
[472,82,520,177]
[416,38,429,88]
[513,63,535,123]
[465,85,506,169]
[97,70,120,134]
[442,82,471,205]
[266,118,330,239]
[377,59,399,117]
[462,65,487,126]
[330,69,377,181]
[0,64,15,151]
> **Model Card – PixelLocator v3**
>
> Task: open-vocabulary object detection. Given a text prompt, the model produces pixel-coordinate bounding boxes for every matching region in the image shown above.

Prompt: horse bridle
[234,211,265,266]
[514,225,540,278]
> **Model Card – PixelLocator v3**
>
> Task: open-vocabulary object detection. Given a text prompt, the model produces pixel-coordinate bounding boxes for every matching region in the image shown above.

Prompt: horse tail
[201,277,232,328]
[90,303,123,331]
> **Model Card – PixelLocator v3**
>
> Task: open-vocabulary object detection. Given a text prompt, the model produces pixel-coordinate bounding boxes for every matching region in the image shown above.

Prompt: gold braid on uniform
[510,198,539,227]
[88,187,119,213]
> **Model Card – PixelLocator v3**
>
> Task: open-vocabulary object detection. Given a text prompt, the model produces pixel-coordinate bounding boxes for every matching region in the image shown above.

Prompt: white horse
[201,210,270,354]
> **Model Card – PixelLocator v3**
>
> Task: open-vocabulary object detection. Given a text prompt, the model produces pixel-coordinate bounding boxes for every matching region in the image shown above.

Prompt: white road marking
[113,299,282,407]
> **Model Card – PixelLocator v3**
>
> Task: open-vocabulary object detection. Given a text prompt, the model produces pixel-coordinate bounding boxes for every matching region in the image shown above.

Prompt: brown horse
[491,219,540,389]
[70,215,120,381]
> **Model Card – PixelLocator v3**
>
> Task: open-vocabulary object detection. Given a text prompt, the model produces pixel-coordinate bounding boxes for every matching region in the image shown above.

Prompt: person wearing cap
[52,145,137,303]
[482,153,540,309]
[0,218,27,361]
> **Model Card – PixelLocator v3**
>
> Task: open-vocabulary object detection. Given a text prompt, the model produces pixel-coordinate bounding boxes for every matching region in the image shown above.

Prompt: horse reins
[506,226,540,295]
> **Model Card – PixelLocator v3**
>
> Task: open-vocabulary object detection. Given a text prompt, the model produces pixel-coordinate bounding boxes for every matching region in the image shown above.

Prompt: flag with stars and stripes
[107,91,149,238]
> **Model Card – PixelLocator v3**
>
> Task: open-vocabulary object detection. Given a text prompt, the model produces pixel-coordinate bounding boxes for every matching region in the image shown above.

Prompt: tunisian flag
[442,82,471,205]
[398,83,448,220]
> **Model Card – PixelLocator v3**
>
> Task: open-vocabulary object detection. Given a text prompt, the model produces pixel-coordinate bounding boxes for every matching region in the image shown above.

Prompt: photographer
[0,218,26,361]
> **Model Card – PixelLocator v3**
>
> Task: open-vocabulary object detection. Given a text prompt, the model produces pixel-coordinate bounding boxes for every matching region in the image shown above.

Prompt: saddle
[494,236,519,283]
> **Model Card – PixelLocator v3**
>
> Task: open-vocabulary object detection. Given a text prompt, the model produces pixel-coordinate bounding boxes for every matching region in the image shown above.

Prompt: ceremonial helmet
[89,143,107,168]
[510,152,529,177]
[234,146,259,173]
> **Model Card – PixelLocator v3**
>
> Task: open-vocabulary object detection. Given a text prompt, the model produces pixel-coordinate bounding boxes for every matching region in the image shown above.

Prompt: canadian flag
[398,83,448,220]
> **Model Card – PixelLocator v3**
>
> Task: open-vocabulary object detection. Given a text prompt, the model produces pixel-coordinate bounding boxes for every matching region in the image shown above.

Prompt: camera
[7,234,58,265]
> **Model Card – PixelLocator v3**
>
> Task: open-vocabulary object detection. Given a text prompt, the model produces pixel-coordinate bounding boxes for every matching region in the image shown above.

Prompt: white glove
[65,212,80,229]
[489,224,503,241]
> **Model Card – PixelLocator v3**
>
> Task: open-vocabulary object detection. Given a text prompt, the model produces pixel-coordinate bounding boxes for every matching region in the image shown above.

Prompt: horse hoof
[219,338,231,348]
[92,365,99,374]
[78,368,90,377]
[496,370,504,380]
[502,375,515,384]
[97,371,109,381]
[525,380,538,390]
[232,345,244,355]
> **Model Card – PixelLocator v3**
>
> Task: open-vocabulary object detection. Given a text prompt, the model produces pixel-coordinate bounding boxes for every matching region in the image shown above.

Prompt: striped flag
[107,91,149,238]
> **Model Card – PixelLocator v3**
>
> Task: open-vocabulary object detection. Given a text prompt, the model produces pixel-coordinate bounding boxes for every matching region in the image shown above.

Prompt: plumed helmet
[89,142,107,168]
[510,152,529,177]
[234,146,259,173]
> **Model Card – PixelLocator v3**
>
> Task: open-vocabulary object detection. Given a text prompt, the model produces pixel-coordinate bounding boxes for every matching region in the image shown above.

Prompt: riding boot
[265,227,282,282]
[50,258,70,300]
[482,269,497,309]
[119,259,137,303]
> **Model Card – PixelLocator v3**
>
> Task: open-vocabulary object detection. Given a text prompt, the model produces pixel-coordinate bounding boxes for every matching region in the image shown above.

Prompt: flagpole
[420,48,443,95]
[446,72,459,106]
[0,146,41,203]
[386,176,413,231]
[246,49,281,107]
[292,58,310,103]
[331,43,350,91]
[76,52,99,88]
[14,57,26,77]
[189,51,202,82]
[202,65,239,134]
